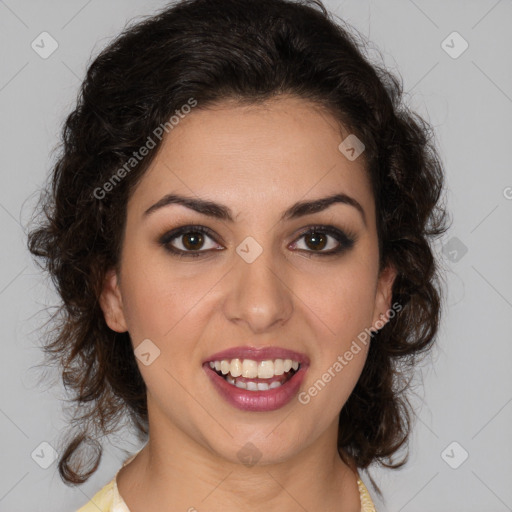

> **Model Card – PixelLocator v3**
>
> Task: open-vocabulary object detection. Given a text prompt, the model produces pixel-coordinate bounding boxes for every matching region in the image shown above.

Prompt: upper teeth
[209,358,300,378]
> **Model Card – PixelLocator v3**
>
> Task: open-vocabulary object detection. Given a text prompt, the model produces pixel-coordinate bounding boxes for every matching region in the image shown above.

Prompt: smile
[209,358,300,390]
[203,347,310,412]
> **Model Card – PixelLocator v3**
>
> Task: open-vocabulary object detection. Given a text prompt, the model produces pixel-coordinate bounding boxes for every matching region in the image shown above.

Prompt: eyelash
[159,224,356,259]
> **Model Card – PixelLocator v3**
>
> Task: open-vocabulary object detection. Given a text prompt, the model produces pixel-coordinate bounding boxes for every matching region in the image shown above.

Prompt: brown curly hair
[27,0,448,496]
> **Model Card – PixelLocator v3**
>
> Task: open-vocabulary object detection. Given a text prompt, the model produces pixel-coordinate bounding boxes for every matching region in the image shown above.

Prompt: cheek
[295,256,379,345]
[292,252,378,404]
[119,245,221,347]
[320,270,376,336]
[296,268,375,413]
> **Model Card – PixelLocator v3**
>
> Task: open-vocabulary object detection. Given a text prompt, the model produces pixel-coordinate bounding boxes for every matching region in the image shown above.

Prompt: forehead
[129,96,374,222]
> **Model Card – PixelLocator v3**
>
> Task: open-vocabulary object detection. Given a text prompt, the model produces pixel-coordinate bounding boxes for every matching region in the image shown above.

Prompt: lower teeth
[222,370,296,391]
[226,375,282,391]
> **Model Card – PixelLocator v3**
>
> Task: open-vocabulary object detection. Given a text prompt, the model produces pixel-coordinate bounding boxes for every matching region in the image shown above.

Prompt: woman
[27,0,447,510]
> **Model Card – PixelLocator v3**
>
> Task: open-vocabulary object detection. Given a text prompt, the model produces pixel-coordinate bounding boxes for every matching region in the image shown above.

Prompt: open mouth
[203,355,309,411]
[207,358,301,391]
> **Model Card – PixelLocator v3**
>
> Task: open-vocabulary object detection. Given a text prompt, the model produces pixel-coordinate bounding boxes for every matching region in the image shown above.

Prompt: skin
[100,95,396,512]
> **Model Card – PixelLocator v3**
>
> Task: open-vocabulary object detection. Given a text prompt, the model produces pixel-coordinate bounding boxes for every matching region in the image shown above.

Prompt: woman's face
[101,95,395,465]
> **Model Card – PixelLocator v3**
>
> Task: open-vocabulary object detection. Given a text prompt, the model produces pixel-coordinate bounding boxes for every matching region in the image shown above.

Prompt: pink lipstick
[203,346,309,412]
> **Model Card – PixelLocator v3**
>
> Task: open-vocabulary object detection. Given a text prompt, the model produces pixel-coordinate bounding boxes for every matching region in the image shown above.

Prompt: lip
[203,362,308,412]
[204,346,310,365]
[202,345,310,412]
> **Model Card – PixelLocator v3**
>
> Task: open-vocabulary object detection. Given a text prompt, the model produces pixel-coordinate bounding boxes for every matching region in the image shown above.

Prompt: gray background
[1,0,511,511]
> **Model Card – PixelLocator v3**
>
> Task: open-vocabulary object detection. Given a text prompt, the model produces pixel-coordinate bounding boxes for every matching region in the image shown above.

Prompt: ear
[371,263,397,332]
[99,267,128,333]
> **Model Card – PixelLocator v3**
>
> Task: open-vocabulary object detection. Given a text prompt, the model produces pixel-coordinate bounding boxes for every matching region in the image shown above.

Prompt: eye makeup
[158,223,357,259]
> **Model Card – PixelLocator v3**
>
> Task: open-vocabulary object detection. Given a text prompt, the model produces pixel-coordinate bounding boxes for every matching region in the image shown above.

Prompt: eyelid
[159,223,357,257]
[159,225,223,256]
[289,224,356,254]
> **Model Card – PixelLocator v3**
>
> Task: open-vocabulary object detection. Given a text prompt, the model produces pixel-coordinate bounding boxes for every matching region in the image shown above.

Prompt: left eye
[289,226,355,255]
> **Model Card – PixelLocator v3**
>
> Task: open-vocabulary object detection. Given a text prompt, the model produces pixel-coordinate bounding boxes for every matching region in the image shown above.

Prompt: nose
[222,244,294,333]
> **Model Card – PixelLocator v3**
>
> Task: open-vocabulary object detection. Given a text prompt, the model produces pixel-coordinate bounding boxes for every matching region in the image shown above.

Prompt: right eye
[159,225,224,258]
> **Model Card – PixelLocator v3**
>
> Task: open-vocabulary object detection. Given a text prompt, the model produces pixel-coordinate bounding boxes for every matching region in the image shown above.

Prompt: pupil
[183,232,203,250]
[305,231,326,251]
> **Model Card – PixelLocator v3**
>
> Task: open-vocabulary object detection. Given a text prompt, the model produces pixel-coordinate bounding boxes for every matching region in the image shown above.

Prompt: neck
[117,409,361,511]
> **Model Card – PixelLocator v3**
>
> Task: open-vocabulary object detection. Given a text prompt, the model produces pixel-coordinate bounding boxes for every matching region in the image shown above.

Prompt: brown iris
[182,232,204,250]
[304,231,327,251]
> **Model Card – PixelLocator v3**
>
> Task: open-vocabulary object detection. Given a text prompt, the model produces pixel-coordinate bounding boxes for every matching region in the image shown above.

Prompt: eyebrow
[143,192,366,225]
